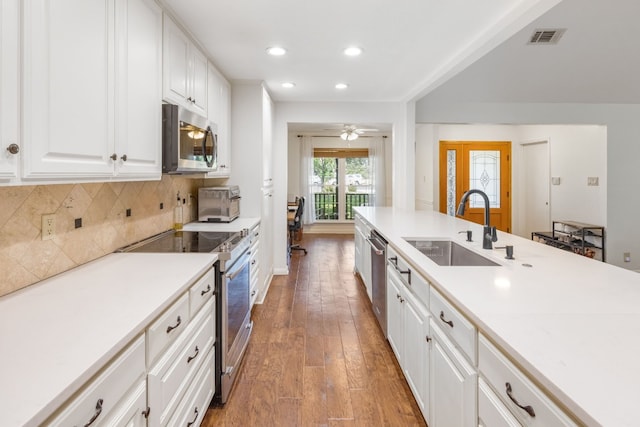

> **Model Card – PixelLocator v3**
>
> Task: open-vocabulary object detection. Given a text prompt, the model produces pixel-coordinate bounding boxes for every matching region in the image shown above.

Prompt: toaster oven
[198,186,240,222]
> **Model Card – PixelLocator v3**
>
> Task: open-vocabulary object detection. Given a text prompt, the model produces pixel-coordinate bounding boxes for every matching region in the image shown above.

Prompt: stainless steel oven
[217,239,252,403]
[116,229,253,405]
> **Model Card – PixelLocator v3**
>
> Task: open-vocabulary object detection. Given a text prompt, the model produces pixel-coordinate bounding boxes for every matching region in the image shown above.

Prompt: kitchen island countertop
[355,206,640,427]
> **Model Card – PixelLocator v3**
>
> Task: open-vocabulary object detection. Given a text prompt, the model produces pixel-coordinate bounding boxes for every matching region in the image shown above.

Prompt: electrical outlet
[42,214,55,240]
[624,252,631,262]
[587,176,599,186]
[187,193,192,206]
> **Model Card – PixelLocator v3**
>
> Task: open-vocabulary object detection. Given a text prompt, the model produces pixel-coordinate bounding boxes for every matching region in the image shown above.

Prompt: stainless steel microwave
[162,103,218,174]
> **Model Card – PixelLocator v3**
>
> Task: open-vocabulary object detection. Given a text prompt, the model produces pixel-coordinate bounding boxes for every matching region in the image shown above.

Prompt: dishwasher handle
[367,236,385,255]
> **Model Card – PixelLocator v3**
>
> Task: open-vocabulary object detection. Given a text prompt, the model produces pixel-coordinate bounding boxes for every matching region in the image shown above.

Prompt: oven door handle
[225,254,250,280]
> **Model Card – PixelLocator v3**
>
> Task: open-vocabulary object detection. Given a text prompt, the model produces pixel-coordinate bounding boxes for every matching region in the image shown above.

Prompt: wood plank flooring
[202,234,427,426]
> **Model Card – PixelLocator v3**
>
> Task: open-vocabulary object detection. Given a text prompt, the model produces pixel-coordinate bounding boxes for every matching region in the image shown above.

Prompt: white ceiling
[161,0,562,103]
[161,0,638,135]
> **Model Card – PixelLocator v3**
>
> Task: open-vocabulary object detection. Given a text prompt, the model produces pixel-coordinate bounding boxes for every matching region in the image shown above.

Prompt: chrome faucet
[456,189,498,249]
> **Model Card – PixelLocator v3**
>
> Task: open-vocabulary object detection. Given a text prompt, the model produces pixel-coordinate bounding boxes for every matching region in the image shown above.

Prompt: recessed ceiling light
[282,82,295,88]
[344,46,363,56]
[266,46,287,56]
[335,83,349,90]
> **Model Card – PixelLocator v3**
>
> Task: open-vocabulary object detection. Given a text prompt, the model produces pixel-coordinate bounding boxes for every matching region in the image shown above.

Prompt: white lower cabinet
[147,298,215,426]
[386,260,431,422]
[46,335,146,426]
[478,334,577,427]
[101,380,149,427]
[430,320,477,427]
[479,377,521,427]
[167,347,215,427]
[354,214,372,299]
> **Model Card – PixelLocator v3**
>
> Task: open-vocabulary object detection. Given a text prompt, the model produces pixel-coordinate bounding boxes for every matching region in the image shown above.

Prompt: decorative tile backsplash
[0,176,204,297]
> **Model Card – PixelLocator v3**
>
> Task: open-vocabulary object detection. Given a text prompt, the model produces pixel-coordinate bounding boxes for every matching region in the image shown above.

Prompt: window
[312,148,372,221]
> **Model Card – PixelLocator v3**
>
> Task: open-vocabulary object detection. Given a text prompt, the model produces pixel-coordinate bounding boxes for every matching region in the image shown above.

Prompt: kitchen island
[355,206,639,427]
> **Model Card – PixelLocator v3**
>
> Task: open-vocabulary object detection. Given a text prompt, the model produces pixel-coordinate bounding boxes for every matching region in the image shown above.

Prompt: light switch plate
[587,177,599,186]
[551,177,561,185]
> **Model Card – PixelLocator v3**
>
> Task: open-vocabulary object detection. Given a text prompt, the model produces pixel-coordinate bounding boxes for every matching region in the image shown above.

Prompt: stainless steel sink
[404,239,500,267]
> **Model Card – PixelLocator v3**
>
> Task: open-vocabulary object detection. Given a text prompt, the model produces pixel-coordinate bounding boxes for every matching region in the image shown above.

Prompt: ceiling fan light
[340,132,348,140]
[266,46,287,56]
[348,133,359,141]
[344,46,363,56]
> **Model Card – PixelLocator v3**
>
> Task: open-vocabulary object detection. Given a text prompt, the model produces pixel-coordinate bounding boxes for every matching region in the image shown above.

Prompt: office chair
[289,197,308,255]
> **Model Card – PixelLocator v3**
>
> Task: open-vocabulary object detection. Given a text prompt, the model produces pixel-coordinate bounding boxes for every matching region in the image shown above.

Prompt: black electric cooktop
[118,230,237,253]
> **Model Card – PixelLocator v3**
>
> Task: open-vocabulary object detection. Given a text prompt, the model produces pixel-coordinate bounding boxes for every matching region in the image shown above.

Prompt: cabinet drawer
[479,378,521,427]
[479,334,577,427]
[429,286,477,364]
[148,298,215,426]
[101,379,147,427]
[147,293,190,366]
[167,347,215,427]
[387,245,430,310]
[47,335,145,427]
[189,268,215,316]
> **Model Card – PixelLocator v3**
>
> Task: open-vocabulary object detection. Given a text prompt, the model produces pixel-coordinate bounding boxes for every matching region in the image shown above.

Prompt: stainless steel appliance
[117,229,252,404]
[368,230,387,336]
[162,103,218,174]
[198,186,241,223]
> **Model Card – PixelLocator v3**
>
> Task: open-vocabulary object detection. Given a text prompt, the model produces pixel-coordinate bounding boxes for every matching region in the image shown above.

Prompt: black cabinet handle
[439,311,454,328]
[187,346,199,363]
[200,285,211,296]
[186,407,199,427]
[141,407,150,418]
[166,316,181,334]
[83,398,103,427]
[505,382,536,417]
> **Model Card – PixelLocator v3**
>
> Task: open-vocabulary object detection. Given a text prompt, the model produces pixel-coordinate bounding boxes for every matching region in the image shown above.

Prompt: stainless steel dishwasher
[368,230,388,336]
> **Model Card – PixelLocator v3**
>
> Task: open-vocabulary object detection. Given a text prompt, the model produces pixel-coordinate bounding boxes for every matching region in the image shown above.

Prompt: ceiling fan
[338,124,379,141]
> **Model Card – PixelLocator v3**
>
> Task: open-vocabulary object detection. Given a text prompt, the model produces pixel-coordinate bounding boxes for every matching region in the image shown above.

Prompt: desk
[287,202,301,240]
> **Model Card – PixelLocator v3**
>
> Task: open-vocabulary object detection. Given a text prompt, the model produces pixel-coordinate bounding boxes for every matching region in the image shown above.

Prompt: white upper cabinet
[163,15,207,117]
[23,0,115,179]
[115,0,163,178]
[22,0,162,182]
[206,62,231,177]
[0,0,19,181]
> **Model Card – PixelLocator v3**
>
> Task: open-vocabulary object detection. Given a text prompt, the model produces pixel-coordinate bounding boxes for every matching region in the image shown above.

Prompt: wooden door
[439,141,511,232]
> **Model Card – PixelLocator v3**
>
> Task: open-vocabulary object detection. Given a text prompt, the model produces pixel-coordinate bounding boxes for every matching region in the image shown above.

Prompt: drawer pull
[187,346,200,363]
[388,256,411,284]
[166,316,182,334]
[200,285,211,296]
[83,398,103,427]
[505,382,536,418]
[439,311,454,328]
[186,407,199,427]
[141,407,150,418]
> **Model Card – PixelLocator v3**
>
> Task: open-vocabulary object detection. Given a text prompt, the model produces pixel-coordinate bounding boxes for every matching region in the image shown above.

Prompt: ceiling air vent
[528,28,566,45]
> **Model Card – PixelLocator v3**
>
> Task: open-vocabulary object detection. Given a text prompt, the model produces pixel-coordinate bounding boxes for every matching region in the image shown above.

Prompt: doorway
[521,140,550,238]
[439,141,512,232]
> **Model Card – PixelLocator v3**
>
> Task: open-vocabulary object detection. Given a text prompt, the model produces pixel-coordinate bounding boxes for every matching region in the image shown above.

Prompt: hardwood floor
[202,234,427,426]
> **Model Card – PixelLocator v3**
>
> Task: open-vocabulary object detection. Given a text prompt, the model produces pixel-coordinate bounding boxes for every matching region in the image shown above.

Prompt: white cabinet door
[206,62,230,177]
[190,47,208,116]
[163,15,207,116]
[163,15,190,105]
[0,0,19,180]
[23,0,115,179]
[386,268,404,360]
[115,0,162,179]
[261,86,273,185]
[260,189,273,299]
[404,295,431,422]
[101,380,148,427]
[430,321,477,427]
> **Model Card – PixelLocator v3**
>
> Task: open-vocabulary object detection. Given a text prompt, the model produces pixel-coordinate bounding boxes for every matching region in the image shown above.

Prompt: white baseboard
[273,267,289,275]
[304,222,354,234]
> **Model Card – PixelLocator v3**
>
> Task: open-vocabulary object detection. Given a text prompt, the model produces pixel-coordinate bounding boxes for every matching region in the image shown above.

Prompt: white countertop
[0,252,217,427]
[355,207,640,427]
[183,217,260,232]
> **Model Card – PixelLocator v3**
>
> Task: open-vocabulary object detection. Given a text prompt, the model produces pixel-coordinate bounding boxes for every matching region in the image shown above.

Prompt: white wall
[415,99,635,268]
[415,123,607,240]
